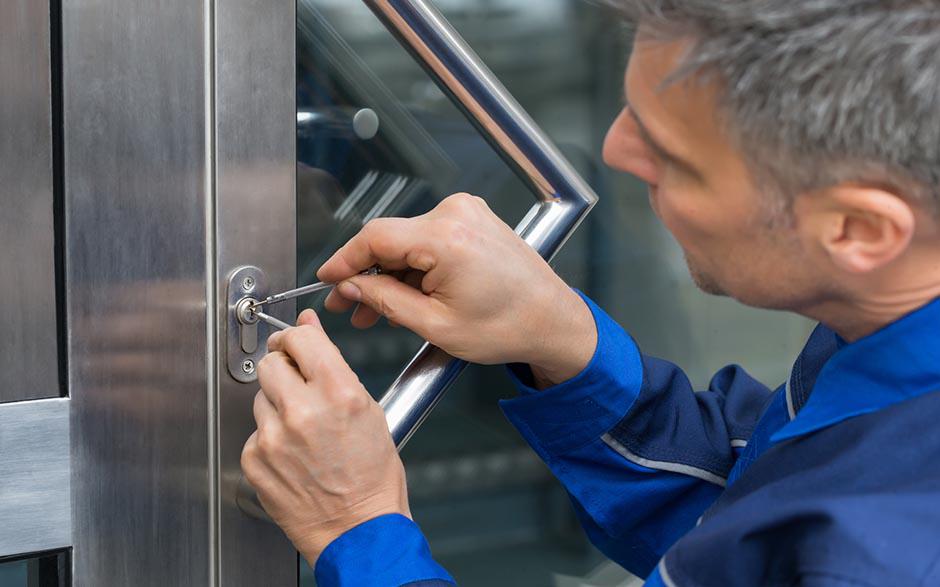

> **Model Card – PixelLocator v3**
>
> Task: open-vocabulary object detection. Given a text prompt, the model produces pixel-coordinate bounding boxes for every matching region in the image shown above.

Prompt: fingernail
[337,281,361,301]
[297,309,319,326]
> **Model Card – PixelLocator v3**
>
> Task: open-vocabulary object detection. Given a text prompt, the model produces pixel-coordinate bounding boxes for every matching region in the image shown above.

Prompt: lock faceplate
[227,266,270,383]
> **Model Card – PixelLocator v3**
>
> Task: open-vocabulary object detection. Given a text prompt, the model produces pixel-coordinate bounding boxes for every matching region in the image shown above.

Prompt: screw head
[241,359,255,374]
[242,276,256,292]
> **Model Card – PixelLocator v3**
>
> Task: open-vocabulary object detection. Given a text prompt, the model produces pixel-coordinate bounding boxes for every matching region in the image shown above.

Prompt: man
[241,1,940,585]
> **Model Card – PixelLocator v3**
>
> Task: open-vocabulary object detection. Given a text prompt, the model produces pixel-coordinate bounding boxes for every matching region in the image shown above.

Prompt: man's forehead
[624,36,741,181]
[626,40,699,153]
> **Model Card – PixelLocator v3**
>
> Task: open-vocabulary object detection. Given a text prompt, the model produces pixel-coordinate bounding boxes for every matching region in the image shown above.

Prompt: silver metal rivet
[242,276,256,292]
[241,359,255,374]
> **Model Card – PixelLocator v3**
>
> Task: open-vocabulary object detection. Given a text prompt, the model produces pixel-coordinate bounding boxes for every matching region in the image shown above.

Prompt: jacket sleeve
[314,514,456,587]
[499,291,775,578]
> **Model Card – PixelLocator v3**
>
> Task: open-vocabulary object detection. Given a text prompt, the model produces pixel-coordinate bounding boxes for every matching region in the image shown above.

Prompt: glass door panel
[296,1,813,585]
[0,551,69,587]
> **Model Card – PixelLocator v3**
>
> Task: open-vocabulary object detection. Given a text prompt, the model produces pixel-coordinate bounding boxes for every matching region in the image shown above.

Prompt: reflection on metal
[0,0,60,402]
[360,0,601,448]
[235,476,270,521]
[0,399,70,557]
[215,0,299,580]
[64,0,213,582]
[227,266,271,383]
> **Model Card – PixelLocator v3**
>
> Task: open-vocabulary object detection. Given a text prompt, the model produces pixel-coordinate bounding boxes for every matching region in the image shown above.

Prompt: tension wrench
[252,310,292,332]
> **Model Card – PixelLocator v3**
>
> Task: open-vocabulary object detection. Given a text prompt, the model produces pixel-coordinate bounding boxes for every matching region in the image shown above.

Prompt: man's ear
[798,185,916,274]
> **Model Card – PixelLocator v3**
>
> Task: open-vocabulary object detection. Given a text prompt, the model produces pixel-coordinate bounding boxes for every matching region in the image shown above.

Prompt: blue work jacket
[314,293,940,587]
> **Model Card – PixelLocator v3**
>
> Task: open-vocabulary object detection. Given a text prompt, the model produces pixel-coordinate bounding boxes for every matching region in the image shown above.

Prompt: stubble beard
[684,253,728,297]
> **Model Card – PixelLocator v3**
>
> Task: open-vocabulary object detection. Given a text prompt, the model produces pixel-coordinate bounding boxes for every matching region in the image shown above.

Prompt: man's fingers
[257,351,306,410]
[253,389,279,427]
[317,217,437,284]
[296,308,321,328]
[324,289,356,313]
[350,304,382,329]
[272,325,351,385]
[338,274,439,339]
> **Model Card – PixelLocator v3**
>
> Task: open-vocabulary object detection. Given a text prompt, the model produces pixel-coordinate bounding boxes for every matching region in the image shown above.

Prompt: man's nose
[603,109,658,187]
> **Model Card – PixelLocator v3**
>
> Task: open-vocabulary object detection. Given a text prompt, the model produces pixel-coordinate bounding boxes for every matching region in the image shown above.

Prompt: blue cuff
[500,291,644,461]
[315,514,455,587]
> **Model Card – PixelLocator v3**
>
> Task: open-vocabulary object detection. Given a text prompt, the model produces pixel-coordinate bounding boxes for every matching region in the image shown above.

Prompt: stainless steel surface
[0,0,60,403]
[215,0,299,580]
[360,0,600,447]
[64,0,212,582]
[0,399,70,557]
[227,267,272,383]
[255,311,292,332]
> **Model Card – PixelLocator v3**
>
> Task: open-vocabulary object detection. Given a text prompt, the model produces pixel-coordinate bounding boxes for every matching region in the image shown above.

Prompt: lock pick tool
[248,266,382,331]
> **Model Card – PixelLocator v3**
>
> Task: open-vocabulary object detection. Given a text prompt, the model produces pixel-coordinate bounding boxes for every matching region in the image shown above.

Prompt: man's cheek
[656,193,707,251]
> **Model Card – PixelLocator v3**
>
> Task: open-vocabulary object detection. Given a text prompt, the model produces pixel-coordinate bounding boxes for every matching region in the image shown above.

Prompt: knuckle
[256,426,282,456]
[333,386,372,415]
[468,194,488,209]
[446,192,473,206]
[281,329,303,350]
[438,218,475,252]
[362,217,390,240]
[257,353,275,373]
[297,324,325,346]
[240,443,259,473]
[373,293,397,322]
[448,193,487,214]
[240,441,255,465]
[283,403,316,432]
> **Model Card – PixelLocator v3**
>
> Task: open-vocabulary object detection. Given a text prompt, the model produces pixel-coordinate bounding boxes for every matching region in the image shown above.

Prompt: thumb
[339,274,439,338]
[296,308,322,328]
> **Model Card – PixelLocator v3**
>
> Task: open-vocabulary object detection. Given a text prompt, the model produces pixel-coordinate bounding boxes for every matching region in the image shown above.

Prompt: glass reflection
[296,1,812,585]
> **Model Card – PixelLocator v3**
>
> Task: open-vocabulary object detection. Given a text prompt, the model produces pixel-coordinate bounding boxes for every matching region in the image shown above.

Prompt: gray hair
[610,0,940,217]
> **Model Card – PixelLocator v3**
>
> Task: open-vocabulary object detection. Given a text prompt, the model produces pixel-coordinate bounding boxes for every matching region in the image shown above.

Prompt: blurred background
[292,1,814,585]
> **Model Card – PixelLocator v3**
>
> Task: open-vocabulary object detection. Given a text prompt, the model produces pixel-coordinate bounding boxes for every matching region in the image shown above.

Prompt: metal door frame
[2,0,298,583]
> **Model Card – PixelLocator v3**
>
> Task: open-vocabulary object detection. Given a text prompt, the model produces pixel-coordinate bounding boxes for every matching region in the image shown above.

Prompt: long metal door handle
[238,0,599,521]
[361,0,599,448]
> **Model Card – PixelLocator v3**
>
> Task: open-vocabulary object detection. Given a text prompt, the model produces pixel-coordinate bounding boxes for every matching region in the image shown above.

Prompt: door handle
[237,0,598,520]
[360,0,599,448]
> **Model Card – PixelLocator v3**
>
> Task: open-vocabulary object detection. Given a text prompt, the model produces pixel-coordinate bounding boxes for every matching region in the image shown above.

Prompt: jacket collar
[773,298,940,443]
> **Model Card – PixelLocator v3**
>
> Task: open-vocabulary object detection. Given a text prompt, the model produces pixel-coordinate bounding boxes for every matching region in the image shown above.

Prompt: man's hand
[240,310,410,565]
[318,193,597,387]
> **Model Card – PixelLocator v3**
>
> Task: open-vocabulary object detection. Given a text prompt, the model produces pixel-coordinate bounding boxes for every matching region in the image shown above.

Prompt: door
[1,0,69,583]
